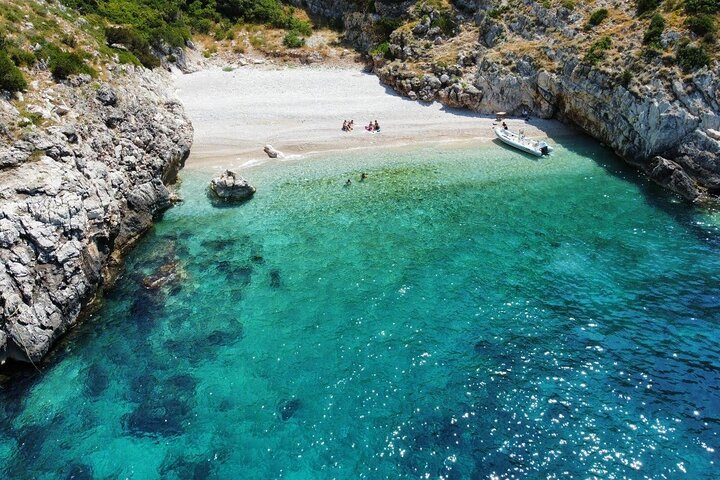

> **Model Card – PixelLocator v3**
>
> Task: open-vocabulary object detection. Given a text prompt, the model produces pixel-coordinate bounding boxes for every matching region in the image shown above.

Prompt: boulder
[648,156,704,202]
[264,144,284,159]
[209,170,256,202]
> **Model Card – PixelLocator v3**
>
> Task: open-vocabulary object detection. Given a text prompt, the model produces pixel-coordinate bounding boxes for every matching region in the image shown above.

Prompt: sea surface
[1,139,719,479]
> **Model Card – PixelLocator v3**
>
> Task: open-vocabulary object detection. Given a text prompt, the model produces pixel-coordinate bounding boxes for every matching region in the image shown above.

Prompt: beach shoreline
[173,64,579,171]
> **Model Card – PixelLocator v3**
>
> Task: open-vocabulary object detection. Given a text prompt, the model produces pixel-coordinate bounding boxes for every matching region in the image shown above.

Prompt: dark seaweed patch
[128,373,157,402]
[160,456,214,480]
[12,414,65,466]
[201,236,251,252]
[473,340,491,353]
[216,262,253,285]
[123,398,189,438]
[438,466,462,480]
[130,290,164,319]
[85,364,109,398]
[206,329,242,347]
[168,374,198,393]
[278,398,302,421]
[65,463,94,480]
[270,269,282,289]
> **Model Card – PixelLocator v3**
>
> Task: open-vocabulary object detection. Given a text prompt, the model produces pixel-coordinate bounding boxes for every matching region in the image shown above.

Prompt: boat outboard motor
[539,141,550,155]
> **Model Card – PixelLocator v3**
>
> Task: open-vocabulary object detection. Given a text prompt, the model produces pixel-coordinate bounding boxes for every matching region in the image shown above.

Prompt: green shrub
[36,43,96,80]
[215,0,312,35]
[584,36,612,65]
[9,48,36,67]
[0,50,27,93]
[488,6,510,18]
[432,11,457,36]
[370,40,394,60]
[0,35,35,67]
[286,16,312,36]
[192,18,214,34]
[106,27,160,68]
[684,0,720,14]
[61,34,77,48]
[561,0,576,10]
[116,49,141,65]
[586,8,609,29]
[282,30,305,48]
[643,13,666,46]
[676,42,710,70]
[637,0,661,15]
[620,69,633,87]
[686,14,717,37]
[374,17,402,39]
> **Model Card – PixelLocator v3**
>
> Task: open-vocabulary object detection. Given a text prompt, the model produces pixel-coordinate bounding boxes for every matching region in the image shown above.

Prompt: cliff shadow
[557,134,720,248]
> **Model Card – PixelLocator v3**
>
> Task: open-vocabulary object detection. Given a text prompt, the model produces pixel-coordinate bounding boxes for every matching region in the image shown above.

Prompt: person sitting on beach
[366,122,374,132]
[342,120,348,132]
[349,120,354,131]
[374,120,380,132]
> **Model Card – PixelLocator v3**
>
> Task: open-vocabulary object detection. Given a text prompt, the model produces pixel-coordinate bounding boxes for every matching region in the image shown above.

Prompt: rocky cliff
[0,65,192,364]
[296,0,720,202]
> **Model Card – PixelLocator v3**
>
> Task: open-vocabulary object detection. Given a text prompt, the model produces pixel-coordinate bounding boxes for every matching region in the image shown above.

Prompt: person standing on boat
[502,122,508,130]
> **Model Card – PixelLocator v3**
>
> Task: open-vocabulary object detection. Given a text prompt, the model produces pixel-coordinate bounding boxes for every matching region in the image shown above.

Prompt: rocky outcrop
[0,66,192,365]
[302,0,720,202]
[209,170,256,202]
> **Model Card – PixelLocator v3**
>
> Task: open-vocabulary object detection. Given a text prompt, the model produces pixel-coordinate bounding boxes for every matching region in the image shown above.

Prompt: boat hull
[494,127,550,157]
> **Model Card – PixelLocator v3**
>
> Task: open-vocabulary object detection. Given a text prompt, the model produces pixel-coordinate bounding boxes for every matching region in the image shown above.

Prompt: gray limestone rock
[209,170,256,202]
[96,84,118,106]
[0,67,193,364]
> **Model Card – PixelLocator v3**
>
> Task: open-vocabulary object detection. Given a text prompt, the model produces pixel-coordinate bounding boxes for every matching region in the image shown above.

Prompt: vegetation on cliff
[0,0,314,94]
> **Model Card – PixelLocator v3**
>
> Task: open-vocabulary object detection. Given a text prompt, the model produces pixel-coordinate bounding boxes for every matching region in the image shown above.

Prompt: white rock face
[0,68,193,364]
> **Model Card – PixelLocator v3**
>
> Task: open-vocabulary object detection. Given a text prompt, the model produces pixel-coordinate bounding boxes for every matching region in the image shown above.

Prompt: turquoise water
[1,139,720,479]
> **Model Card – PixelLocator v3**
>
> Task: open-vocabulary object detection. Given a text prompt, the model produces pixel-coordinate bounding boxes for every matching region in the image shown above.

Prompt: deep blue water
[1,139,719,479]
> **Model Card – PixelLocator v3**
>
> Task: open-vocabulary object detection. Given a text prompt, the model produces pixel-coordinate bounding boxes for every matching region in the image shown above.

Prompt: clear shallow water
[1,139,720,479]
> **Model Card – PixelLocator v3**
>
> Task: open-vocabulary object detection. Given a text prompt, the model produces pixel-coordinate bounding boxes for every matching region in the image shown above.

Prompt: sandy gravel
[173,65,575,169]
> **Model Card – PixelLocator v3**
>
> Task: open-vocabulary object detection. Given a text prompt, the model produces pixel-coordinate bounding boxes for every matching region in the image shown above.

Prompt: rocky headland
[292,0,720,202]
[0,65,192,365]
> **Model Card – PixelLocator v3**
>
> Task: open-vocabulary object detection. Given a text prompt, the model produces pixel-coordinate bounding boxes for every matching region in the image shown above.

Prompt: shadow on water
[559,136,720,247]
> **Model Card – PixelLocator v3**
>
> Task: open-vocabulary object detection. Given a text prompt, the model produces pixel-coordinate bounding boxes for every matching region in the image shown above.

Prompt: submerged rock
[123,398,188,438]
[142,261,184,290]
[278,398,302,421]
[270,269,282,289]
[85,364,110,398]
[209,170,256,202]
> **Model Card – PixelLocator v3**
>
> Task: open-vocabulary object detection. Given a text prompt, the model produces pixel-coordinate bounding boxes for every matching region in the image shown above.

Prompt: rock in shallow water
[278,398,302,421]
[209,170,256,203]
